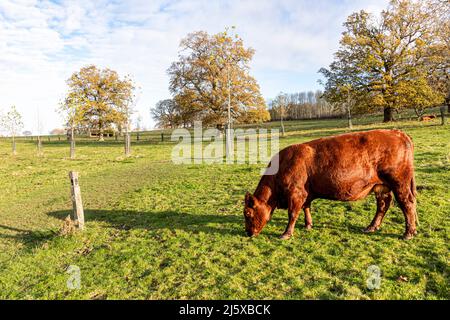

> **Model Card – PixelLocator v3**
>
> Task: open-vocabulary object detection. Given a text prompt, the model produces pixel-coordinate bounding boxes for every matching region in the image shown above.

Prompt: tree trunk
[383,107,394,122]
[12,136,16,155]
[445,90,450,113]
[124,122,131,156]
[37,136,42,156]
[225,126,232,159]
[440,105,446,125]
[128,134,131,154]
[347,106,353,129]
[70,127,75,159]
[99,123,104,141]
[347,92,353,129]
[124,133,131,156]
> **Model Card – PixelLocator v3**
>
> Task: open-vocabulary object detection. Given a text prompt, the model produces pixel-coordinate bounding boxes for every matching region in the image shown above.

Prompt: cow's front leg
[280,194,304,240]
[280,209,300,240]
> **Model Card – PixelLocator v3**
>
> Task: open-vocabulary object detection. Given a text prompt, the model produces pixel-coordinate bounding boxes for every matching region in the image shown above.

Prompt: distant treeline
[268,90,343,121]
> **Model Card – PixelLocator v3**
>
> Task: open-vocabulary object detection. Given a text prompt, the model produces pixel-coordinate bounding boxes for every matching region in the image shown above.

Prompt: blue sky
[0,0,388,133]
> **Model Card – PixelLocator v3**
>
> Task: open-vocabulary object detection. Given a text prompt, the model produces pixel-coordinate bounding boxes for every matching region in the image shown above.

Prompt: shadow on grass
[0,210,250,253]
[0,224,57,250]
[47,208,394,240]
[48,209,247,237]
[0,206,405,255]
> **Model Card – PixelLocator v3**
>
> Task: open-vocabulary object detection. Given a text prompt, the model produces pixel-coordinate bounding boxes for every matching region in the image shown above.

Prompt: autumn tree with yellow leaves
[61,65,135,141]
[167,28,270,128]
[426,0,450,113]
[320,0,448,122]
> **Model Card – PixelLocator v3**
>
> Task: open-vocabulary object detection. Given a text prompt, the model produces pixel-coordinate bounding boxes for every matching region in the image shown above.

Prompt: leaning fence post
[69,171,85,230]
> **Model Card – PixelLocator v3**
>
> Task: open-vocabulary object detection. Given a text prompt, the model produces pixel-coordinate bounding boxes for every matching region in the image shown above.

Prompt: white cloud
[0,0,389,133]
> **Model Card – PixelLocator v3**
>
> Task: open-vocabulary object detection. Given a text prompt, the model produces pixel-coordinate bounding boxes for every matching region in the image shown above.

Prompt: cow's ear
[245,192,255,208]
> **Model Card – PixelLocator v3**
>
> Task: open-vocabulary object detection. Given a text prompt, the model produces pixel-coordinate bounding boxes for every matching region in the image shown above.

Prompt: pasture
[0,116,448,299]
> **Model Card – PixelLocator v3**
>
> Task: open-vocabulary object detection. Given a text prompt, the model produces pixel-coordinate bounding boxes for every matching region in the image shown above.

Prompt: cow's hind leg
[392,184,417,240]
[364,185,392,233]
[304,206,313,230]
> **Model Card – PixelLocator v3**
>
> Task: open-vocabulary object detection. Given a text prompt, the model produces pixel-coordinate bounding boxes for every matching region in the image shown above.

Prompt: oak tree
[320,0,446,122]
[168,29,270,128]
[64,65,135,140]
[151,99,182,128]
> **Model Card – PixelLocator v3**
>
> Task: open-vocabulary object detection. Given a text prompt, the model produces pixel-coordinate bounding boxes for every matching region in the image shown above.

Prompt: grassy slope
[0,117,448,299]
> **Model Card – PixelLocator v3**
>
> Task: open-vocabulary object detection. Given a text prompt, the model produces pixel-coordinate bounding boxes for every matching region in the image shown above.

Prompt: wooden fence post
[69,171,85,230]
[124,133,131,156]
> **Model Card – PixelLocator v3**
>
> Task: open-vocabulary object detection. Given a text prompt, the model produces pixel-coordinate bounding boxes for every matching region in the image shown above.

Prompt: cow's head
[243,192,271,237]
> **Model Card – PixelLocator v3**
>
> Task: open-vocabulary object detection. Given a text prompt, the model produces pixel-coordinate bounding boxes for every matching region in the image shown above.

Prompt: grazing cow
[244,129,418,240]
[420,114,436,121]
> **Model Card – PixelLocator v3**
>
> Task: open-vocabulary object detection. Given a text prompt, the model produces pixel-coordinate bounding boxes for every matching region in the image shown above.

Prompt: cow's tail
[406,133,419,227]
[411,175,419,226]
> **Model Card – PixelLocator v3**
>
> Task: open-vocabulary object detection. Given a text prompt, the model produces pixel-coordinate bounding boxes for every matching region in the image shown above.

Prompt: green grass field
[0,116,448,299]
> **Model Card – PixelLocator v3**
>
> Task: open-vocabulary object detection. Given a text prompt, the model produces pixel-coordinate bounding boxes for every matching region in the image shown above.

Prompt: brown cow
[244,129,418,240]
[420,114,436,121]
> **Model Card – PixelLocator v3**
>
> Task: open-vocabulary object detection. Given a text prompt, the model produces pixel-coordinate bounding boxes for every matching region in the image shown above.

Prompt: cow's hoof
[305,224,313,231]
[402,230,417,240]
[279,233,292,240]
[363,226,378,233]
